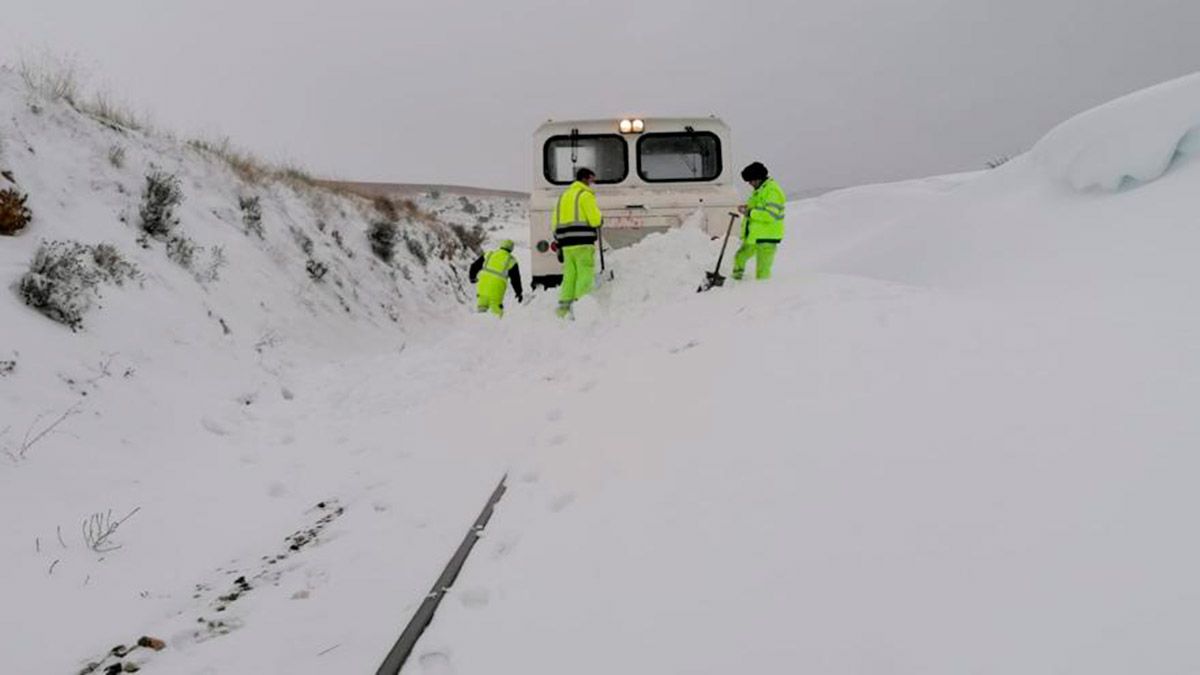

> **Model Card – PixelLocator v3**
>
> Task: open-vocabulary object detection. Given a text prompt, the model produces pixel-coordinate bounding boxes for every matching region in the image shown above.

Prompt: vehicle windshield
[544,134,628,185]
[637,132,722,182]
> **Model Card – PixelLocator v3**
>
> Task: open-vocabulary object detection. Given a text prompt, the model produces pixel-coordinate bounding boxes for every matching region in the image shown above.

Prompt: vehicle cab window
[637,132,723,182]
[543,134,628,185]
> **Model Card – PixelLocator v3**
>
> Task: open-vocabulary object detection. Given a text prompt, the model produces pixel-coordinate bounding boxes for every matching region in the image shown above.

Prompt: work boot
[556,301,573,319]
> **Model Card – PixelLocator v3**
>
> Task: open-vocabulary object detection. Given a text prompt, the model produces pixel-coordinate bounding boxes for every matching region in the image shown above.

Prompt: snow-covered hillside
[0,66,525,674]
[3,66,1199,675]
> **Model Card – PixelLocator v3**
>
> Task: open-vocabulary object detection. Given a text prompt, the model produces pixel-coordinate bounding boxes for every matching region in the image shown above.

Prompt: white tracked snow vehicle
[529,117,739,289]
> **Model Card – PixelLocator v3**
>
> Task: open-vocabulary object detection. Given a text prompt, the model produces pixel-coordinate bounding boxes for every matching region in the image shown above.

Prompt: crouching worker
[468,239,523,317]
[734,161,786,280]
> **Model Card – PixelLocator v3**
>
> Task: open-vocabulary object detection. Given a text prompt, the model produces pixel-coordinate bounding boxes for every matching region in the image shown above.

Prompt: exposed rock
[136,636,166,651]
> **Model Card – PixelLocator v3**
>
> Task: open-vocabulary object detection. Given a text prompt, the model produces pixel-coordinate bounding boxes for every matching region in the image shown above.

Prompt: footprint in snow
[490,531,521,559]
[669,340,700,354]
[458,587,490,609]
[419,651,454,674]
[547,433,568,447]
[549,492,576,513]
[201,416,232,436]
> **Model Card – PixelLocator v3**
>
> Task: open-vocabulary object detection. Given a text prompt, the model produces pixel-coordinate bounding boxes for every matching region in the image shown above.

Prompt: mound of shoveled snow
[1031,71,1200,191]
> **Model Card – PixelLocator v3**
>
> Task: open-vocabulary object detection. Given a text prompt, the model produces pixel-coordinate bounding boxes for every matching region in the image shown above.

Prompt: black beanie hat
[741,162,768,182]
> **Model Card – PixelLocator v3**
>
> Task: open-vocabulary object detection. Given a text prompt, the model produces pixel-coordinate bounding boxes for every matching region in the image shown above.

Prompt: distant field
[320,180,528,201]
[322,180,842,205]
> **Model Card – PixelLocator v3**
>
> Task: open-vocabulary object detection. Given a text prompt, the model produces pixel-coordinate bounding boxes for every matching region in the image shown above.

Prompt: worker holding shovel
[732,162,786,281]
[552,167,604,318]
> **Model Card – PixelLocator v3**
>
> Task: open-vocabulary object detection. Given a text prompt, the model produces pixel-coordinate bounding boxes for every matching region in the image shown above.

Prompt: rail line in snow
[374,475,509,675]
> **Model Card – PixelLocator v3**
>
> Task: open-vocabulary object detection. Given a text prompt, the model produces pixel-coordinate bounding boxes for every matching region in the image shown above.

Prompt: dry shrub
[18,241,139,330]
[449,223,486,255]
[0,188,33,235]
[17,55,81,104]
[403,231,428,266]
[368,221,397,262]
[165,234,197,269]
[188,138,327,195]
[277,165,319,188]
[986,155,1012,170]
[19,55,147,131]
[306,258,328,282]
[239,195,263,238]
[188,138,272,184]
[108,145,126,168]
[372,196,399,222]
[138,170,183,239]
[77,93,146,132]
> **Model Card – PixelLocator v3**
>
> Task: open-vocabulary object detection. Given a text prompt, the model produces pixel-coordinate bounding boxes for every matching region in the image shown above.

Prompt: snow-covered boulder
[1031,71,1200,191]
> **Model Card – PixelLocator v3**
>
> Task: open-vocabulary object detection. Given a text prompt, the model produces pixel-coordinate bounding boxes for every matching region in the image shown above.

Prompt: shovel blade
[697,271,725,293]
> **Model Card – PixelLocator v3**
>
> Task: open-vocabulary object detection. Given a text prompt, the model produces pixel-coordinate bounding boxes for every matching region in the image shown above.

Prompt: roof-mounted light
[619,118,645,134]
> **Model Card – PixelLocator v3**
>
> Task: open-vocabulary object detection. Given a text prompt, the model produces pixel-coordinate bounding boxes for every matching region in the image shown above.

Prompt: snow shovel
[698,212,740,292]
[596,226,615,285]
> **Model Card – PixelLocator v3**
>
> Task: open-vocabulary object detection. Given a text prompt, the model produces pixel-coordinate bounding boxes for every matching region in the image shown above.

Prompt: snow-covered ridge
[0,67,505,344]
[1031,70,1200,191]
[0,66,528,674]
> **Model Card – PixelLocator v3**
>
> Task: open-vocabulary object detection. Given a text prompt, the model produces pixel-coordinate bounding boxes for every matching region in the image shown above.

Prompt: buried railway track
[375,475,509,675]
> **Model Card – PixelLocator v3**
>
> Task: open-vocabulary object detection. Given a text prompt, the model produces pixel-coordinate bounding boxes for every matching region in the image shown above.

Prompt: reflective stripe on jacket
[743,178,786,245]
[552,181,603,247]
[480,248,515,281]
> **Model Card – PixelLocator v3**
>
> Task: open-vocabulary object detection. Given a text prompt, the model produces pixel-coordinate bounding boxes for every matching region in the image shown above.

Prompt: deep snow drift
[1032,71,1200,191]
[411,73,1200,674]
[3,67,1199,675]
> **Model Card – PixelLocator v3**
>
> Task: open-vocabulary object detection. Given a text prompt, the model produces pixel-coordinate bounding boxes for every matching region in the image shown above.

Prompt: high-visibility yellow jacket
[552,181,603,247]
[743,178,786,244]
[469,247,523,298]
[481,247,515,282]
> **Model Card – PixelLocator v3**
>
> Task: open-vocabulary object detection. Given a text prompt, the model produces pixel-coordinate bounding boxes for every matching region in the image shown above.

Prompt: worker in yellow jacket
[552,167,604,318]
[734,162,786,280]
[468,239,523,317]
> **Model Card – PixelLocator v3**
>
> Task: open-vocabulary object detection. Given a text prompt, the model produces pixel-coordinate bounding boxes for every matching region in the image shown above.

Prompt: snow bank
[1031,71,1200,191]
[412,75,1200,675]
[0,67,529,675]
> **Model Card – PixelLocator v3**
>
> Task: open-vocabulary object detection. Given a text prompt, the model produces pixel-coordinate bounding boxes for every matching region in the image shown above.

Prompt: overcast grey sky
[3,0,1198,192]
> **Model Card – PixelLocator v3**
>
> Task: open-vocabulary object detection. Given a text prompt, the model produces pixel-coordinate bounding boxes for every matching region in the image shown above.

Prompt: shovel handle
[713,212,739,273]
[597,226,606,272]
